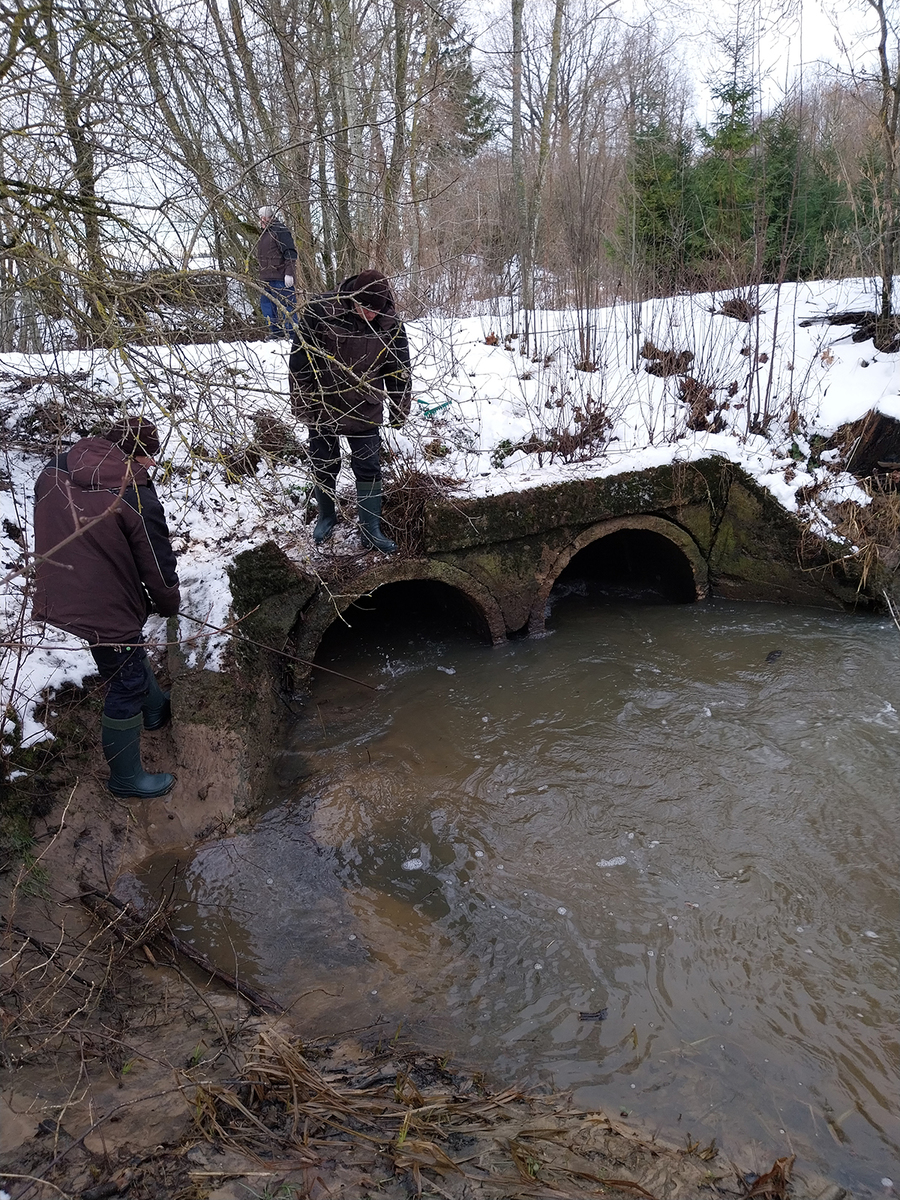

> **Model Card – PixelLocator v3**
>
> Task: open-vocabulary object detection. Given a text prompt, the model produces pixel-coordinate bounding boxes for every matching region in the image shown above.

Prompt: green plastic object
[415,395,452,417]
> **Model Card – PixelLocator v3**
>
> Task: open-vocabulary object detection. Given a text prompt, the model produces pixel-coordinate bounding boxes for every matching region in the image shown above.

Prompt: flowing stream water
[135,587,899,1193]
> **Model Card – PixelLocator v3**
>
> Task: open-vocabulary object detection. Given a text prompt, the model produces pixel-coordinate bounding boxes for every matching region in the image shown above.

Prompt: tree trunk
[378,0,410,263]
[319,0,358,274]
[510,0,530,316]
[527,0,566,316]
[869,0,899,327]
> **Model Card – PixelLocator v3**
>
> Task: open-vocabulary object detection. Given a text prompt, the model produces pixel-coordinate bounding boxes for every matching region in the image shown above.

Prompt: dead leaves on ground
[188,1028,755,1199]
[741,1154,795,1200]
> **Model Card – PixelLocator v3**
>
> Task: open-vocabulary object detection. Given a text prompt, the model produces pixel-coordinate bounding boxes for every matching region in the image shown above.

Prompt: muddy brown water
[133,587,900,1195]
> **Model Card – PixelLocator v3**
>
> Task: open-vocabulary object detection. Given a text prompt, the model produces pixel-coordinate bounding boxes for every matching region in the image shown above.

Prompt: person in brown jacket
[32,417,181,799]
[288,269,411,554]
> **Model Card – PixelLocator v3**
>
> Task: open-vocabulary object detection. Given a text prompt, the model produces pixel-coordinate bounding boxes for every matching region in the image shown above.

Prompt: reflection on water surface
[139,593,900,1193]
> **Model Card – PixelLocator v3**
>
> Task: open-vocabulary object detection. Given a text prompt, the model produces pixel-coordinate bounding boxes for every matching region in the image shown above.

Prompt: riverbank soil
[0,955,840,1200]
[2,745,850,1200]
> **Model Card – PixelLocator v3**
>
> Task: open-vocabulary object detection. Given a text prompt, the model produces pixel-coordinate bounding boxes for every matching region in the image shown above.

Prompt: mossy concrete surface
[708,476,870,607]
[418,459,870,614]
[227,539,319,683]
[421,459,730,552]
[292,556,508,672]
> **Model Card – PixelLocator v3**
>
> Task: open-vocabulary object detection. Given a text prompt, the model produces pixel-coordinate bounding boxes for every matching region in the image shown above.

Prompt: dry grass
[822,476,900,595]
[189,1028,754,1200]
[382,458,465,556]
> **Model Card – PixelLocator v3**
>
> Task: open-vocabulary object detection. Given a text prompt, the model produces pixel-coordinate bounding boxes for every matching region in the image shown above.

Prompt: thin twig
[16,1085,193,1200]
[80,890,284,1016]
[9,927,97,990]
[182,611,381,690]
[885,588,900,633]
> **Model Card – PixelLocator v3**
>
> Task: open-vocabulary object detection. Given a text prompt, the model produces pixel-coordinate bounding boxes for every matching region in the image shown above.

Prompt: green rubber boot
[313,485,338,545]
[356,480,397,554]
[142,666,171,731]
[101,714,176,799]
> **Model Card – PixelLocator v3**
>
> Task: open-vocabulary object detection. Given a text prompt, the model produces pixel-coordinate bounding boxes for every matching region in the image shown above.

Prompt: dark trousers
[308,428,381,487]
[90,642,150,720]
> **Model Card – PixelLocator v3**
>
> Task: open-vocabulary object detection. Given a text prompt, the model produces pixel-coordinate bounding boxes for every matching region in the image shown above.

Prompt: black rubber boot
[142,666,171,731]
[356,480,398,554]
[101,714,176,799]
[313,485,338,545]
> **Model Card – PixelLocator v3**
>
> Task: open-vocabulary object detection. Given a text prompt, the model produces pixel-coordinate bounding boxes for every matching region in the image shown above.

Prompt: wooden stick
[182,611,381,690]
[80,889,284,1015]
[10,924,97,990]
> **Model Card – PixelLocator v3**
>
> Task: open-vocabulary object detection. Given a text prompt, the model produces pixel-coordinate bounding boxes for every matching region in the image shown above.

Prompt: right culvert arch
[530,516,708,633]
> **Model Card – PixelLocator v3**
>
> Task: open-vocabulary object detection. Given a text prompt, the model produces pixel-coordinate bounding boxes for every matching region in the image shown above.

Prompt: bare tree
[867,0,900,330]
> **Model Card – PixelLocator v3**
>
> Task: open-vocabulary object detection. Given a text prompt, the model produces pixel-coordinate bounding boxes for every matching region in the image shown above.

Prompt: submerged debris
[742,1154,796,1200]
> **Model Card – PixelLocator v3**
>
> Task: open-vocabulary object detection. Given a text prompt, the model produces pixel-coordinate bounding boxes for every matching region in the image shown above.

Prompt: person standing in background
[255,206,298,339]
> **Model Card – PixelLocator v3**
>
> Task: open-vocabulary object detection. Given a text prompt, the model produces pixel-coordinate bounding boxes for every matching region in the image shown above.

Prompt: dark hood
[67,437,150,490]
[338,270,396,318]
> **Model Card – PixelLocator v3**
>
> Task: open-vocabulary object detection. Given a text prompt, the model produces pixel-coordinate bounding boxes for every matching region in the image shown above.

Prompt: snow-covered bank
[2,278,898,750]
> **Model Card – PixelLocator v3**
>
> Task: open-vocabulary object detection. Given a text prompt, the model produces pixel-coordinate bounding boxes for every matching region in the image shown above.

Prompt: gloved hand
[284,275,294,288]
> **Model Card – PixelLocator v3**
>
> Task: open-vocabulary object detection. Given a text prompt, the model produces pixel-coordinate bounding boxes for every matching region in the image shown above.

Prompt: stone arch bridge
[227,458,872,695]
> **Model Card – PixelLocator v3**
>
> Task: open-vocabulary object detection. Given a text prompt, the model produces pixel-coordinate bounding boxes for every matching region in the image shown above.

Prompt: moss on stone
[423,459,732,551]
[434,539,552,632]
[707,477,845,605]
[226,541,318,677]
[228,541,316,616]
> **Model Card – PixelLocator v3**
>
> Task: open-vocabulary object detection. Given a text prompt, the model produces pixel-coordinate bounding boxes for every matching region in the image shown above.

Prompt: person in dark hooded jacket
[288,269,411,554]
[32,417,181,799]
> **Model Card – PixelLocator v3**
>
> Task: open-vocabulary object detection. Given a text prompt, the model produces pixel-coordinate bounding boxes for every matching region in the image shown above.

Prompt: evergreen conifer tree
[687,77,758,287]
[625,122,692,293]
[758,108,849,281]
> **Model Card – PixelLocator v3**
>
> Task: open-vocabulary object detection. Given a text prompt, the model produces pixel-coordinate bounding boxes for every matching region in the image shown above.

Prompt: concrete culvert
[317,579,496,660]
[554,528,699,605]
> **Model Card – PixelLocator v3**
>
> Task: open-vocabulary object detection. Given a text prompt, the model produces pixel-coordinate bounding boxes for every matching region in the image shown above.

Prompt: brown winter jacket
[288,274,412,435]
[256,221,298,282]
[32,437,181,645]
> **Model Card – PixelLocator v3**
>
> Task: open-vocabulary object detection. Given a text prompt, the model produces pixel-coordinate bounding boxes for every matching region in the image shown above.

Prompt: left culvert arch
[295,560,506,678]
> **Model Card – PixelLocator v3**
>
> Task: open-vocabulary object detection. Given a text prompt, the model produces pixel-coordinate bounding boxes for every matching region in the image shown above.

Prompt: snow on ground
[1,278,898,750]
